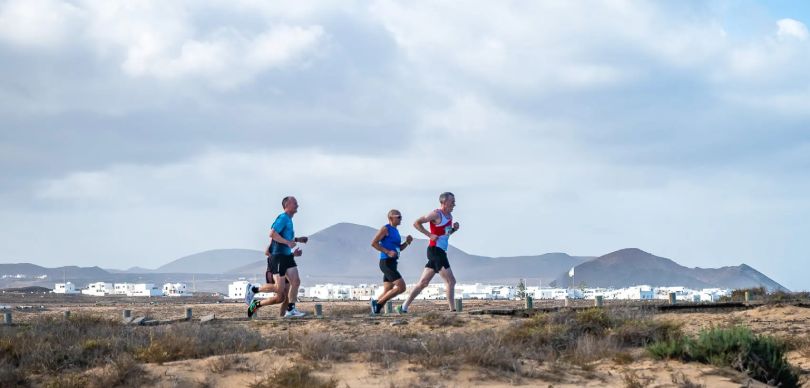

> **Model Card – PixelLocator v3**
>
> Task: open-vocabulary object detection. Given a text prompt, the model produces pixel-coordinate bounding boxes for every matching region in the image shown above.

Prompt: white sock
[401,302,410,311]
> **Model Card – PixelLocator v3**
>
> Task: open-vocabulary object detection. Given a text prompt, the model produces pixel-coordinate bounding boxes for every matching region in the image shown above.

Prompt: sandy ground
[5,295,808,387]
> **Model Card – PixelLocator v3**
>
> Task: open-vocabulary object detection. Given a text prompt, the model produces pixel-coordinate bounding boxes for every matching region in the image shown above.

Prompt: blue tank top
[378,224,401,259]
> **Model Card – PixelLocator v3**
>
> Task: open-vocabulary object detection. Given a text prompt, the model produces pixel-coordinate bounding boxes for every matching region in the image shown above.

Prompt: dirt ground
[3,295,808,387]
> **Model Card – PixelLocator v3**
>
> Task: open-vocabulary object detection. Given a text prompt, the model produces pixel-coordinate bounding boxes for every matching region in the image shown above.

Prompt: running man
[245,196,308,318]
[369,209,413,315]
[399,192,460,313]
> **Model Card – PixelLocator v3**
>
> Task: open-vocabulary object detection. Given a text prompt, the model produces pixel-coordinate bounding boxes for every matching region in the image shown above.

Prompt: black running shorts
[379,257,402,282]
[269,254,297,277]
[425,246,451,273]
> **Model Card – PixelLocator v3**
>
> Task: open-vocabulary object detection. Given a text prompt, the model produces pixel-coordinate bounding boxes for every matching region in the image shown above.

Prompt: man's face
[389,212,402,226]
[443,196,456,212]
[286,197,299,214]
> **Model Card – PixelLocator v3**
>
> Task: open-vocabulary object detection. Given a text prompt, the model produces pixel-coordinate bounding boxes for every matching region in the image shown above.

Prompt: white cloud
[119,25,324,87]
[776,18,809,41]
[0,0,82,48]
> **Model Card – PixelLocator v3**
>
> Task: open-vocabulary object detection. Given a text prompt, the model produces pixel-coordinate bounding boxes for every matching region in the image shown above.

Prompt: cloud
[0,0,82,48]
[2,1,810,289]
[777,18,809,41]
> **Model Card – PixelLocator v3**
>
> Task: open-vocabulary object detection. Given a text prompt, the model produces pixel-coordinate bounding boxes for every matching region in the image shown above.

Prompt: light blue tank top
[378,224,401,259]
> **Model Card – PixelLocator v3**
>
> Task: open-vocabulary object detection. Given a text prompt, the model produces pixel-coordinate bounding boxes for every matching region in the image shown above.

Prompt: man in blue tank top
[369,209,413,315]
[245,196,309,318]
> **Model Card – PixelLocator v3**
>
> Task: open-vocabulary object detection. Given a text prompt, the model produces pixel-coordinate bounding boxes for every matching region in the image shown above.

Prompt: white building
[227,281,275,300]
[82,282,112,296]
[615,285,654,300]
[534,288,582,299]
[309,284,352,300]
[162,283,192,297]
[53,282,80,294]
[129,283,162,297]
[113,283,134,295]
[351,284,379,300]
[228,281,249,300]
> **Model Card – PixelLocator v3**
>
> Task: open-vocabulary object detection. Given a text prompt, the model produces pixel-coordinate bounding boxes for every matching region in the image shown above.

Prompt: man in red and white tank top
[399,192,460,313]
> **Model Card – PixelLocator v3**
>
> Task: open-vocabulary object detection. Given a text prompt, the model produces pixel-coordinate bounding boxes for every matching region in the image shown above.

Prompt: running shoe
[370,299,378,315]
[396,305,407,315]
[247,299,260,318]
[244,283,255,306]
[284,307,306,318]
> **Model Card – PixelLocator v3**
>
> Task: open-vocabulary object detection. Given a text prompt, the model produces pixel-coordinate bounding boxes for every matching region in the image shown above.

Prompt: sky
[1,1,808,290]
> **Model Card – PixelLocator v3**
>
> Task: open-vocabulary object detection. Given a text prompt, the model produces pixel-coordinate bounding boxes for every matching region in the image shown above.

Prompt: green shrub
[648,326,798,387]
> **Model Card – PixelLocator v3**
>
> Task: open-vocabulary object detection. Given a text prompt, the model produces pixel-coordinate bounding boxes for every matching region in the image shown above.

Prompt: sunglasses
[390,215,402,219]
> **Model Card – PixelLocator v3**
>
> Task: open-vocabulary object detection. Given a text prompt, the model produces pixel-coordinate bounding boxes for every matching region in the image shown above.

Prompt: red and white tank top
[429,209,453,251]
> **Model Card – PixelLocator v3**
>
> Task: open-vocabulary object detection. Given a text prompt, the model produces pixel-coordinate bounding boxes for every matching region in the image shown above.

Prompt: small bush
[670,371,705,388]
[249,364,339,388]
[208,354,244,374]
[648,326,799,387]
[296,332,353,362]
[419,312,465,328]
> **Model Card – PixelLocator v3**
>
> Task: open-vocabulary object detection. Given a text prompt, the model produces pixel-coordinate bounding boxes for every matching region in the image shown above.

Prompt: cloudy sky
[1,1,809,290]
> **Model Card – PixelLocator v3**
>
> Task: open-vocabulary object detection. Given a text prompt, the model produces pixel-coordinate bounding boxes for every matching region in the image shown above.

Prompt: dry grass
[0,314,267,385]
[249,364,339,388]
[207,354,246,374]
[418,311,465,328]
[670,371,705,388]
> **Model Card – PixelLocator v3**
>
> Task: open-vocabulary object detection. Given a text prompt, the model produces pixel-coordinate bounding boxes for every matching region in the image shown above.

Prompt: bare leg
[258,274,287,308]
[278,280,290,316]
[438,267,457,311]
[403,268,436,310]
[378,278,406,306]
[285,267,301,304]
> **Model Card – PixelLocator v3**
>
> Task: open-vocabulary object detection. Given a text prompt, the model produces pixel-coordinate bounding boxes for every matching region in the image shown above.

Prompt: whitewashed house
[310,284,351,300]
[228,281,249,300]
[129,283,161,296]
[351,284,378,300]
[458,283,492,299]
[82,282,112,296]
[615,285,654,300]
[53,282,80,294]
[535,288,582,299]
[113,283,134,295]
[162,283,192,297]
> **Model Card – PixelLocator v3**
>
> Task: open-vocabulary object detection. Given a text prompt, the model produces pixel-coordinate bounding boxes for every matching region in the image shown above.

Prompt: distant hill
[227,222,591,285]
[154,249,265,274]
[0,263,110,280]
[552,248,787,291]
[1,286,51,293]
[3,225,787,292]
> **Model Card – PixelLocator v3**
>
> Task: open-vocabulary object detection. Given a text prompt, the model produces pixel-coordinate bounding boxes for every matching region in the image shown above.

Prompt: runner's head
[387,209,402,226]
[439,192,455,213]
[282,196,299,215]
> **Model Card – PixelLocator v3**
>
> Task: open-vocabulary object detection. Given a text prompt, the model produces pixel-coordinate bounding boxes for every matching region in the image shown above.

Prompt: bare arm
[413,211,441,241]
[371,226,396,258]
[270,229,295,248]
[400,235,413,251]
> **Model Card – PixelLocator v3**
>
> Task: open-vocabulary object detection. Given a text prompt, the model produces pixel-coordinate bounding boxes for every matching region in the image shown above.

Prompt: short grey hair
[439,192,455,203]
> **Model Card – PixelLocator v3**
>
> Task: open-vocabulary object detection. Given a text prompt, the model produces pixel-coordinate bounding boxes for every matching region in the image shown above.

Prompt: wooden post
[564,297,570,307]
[314,304,323,318]
[185,308,192,320]
[123,309,131,319]
[386,301,393,314]
[3,312,11,325]
[669,292,677,305]
[525,296,533,309]
[595,295,604,307]
[454,298,462,312]
[744,291,751,303]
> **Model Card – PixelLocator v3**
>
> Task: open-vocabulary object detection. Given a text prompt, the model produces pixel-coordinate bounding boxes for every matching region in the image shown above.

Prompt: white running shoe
[284,307,306,318]
[244,283,255,306]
